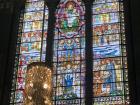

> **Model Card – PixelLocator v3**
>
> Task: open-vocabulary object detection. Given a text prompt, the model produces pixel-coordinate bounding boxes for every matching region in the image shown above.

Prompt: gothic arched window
[92,0,129,104]
[53,0,85,104]
[10,0,48,104]
[9,0,130,105]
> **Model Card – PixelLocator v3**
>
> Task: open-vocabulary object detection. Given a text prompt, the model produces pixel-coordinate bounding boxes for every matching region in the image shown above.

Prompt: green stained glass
[53,0,85,104]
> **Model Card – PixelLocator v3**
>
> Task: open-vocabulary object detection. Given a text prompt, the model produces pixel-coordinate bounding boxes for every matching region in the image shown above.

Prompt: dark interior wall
[130,0,140,104]
[0,0,140,105]
[0,1,24,104]
[0,2,14,103]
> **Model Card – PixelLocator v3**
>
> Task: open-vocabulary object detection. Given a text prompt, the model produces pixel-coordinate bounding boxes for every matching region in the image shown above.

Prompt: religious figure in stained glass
[92,0,129,104]
[10,0,48,104]
[63,39,76,60]
[9,0,130,104]
[60,1,79,31]
[103,58,117,94]
[54,0,85,104]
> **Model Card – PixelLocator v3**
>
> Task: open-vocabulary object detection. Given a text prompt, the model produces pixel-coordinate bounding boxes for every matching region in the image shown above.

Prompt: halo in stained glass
[53,0,85,104]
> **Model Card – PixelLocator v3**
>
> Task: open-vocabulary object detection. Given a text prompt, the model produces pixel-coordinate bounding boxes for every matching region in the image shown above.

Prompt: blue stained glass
[93,44,121,59]
[10,0,49,104]
[92,0,129,104]
[15,90,24,103]
[53,0,85,104]
[10,0,130,104]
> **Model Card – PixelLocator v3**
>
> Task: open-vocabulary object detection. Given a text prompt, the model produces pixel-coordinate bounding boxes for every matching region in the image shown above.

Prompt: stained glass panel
[92,0,129,104]
[53,0,85,104]
[10,1,48,104]
[9,0,130,104]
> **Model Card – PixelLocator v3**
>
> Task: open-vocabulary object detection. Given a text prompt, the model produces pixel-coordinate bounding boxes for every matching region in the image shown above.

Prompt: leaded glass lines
[10,0,48,104]
[53,0,85,104]
[9,0,130,104]
[92,0,129,104]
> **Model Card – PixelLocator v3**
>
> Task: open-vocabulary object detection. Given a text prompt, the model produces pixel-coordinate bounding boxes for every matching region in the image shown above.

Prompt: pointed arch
[53,0,85,104]
[92,0,130,104]
[10,0,49,104]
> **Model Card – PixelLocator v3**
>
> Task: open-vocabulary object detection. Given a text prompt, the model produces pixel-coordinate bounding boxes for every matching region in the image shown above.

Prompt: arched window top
[55,0,85,39]
[25,1,45,12]
[56,0,85,12]
[9,0,130,104]
[10,0,49,104]
[53,0,86,104]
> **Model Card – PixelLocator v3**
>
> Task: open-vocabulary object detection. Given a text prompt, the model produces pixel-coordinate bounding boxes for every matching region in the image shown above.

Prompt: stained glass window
[9,0,131,104]
[53,0,85,104]
[92,0,129,104]
[10,0,48,104]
